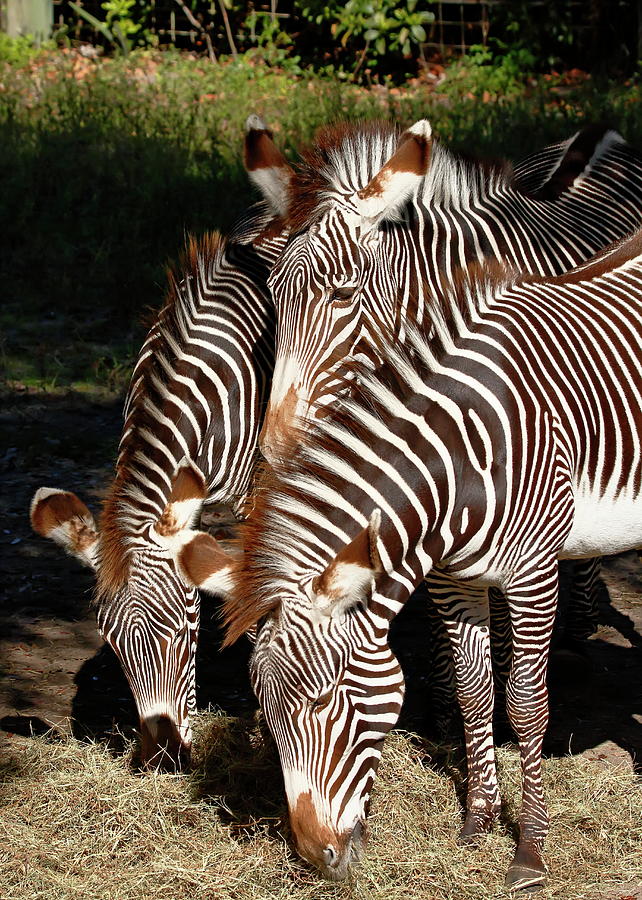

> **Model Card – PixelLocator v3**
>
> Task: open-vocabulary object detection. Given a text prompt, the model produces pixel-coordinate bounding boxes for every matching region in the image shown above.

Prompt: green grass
[2,49,642,392]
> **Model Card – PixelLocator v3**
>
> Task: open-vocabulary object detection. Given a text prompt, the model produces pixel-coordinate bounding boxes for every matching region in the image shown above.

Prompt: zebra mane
[98,231,230,602]
[287,120,514,231]
[228,199,288,245]
[547,228,642,283]
[223,355,450,645]
[223,407,388,646]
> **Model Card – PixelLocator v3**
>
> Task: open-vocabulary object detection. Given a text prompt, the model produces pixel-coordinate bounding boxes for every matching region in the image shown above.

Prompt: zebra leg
[425,588,458,735]
[566,556,600,642]
[504,561,559,892]
[427,572,501,840]
[489,588,512,738]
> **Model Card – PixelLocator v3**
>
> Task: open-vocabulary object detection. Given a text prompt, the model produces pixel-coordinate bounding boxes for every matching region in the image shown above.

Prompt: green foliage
[0,33,51,64]
[67,0,155,54]
[101,0,143,41]
[55,0,640,79]
[243,11,303,72]
[299,0,433,74]
[443,41,538,100]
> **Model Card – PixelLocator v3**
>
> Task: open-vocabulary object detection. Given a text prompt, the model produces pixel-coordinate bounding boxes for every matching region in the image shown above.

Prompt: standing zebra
[243,118,642,456]
[170,229,642,889]
[30,217,286,770]
[244,115,642,684]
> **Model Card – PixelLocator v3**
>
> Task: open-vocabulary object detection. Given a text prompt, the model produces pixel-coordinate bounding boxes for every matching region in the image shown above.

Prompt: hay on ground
[0,713,640,900]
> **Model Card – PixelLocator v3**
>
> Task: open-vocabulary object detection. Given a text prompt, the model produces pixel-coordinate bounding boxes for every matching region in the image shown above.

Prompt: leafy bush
[299,0,433,76]
[441,41,538,101]
[0,33,52,64]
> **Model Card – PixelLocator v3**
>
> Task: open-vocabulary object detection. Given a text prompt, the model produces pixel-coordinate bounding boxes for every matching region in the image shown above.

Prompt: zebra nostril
[323,845,338,867]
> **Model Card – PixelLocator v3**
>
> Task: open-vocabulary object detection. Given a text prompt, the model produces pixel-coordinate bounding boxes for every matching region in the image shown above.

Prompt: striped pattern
[260,122,642,447]
[230,229,642,886]
[31,215,285,769]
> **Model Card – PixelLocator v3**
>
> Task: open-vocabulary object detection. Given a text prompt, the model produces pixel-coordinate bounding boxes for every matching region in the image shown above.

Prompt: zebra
[167,227,642,889]
[30,216,286,770]
[242,117,642,456]
[243,115,642,668]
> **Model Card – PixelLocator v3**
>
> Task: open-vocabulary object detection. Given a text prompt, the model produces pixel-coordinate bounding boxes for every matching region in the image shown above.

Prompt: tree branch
[172,0,217,63]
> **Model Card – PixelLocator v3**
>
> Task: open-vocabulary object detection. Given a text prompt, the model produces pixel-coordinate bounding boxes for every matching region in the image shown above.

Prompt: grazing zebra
[169,228,642,889]
[30,218,285,770]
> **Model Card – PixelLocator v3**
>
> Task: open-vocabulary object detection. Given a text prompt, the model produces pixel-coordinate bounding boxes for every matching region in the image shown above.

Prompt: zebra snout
[260,385,310,463]
[317,821,365,881]
[139,713,191,773]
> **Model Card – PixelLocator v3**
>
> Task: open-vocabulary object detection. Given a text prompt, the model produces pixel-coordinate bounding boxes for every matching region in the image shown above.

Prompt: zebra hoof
[505,844,546,892]
[458,810,496,844]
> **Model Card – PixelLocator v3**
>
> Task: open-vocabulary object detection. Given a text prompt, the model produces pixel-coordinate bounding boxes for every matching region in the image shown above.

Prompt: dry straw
[1,712,640,900]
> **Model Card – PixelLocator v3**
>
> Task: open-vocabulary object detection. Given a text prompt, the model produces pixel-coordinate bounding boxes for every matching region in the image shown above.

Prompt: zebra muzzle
[290,791,366,881]
[139,713,191,773]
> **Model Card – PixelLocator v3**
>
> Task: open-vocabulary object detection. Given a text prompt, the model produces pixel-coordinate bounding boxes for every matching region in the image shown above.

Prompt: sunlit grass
[1,714,640,900]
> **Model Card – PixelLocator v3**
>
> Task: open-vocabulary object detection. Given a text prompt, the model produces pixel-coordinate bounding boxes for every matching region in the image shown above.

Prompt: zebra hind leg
[427,573,501,842]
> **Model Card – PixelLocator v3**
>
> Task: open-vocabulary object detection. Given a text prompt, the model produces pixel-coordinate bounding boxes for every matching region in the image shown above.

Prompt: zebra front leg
[427,572,501,841]
[504,561,559,892]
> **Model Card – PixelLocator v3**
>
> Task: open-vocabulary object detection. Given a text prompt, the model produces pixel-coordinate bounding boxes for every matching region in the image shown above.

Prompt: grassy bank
[1,715,640,900]
[2,49,642,393]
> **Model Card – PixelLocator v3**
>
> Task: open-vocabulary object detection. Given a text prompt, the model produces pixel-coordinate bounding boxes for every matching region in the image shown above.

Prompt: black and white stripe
[31,212,286,769]
[236,230,642,887]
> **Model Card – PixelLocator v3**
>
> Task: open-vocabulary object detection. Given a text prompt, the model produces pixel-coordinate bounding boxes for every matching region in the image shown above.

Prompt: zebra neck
[102,235,277,584]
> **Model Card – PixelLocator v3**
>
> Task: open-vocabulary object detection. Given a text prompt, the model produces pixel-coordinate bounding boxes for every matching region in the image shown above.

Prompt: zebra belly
[560,491,642,559]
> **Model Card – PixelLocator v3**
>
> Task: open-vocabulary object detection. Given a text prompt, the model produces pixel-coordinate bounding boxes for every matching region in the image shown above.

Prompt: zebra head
[244,116,433,461]
[30,462,234,772]
[222,506,405,880]
[93,548,202,773]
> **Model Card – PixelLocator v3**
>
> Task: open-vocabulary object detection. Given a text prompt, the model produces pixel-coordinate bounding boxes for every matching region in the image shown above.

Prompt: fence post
[0,0,53,41]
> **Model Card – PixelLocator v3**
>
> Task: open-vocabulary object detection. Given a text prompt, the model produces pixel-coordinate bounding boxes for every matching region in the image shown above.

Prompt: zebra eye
[331,286,357,305]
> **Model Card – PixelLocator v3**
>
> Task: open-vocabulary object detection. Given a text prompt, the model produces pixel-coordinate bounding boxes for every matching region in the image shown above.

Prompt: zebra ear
[244,114,293,218]
[173,531,236,598]
[313,509,383,617]
[30,487,99,570]
[153,460,208,543]
[354,120,432,230]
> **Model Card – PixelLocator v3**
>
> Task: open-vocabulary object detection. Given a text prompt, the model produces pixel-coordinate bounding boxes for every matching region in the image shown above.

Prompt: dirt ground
[1,388,641,895]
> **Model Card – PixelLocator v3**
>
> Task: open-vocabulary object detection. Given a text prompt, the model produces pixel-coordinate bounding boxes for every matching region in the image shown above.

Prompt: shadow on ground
[1,388,641,783]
